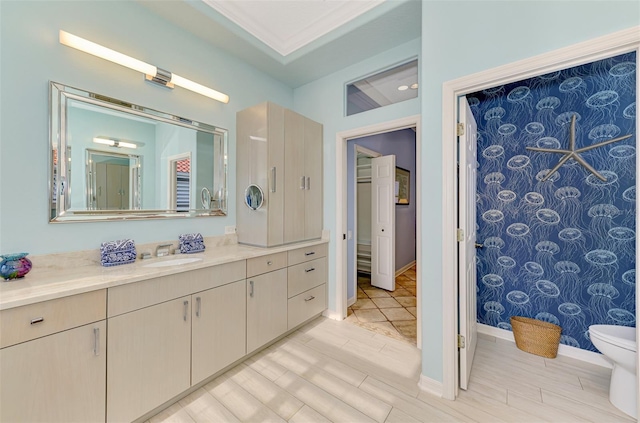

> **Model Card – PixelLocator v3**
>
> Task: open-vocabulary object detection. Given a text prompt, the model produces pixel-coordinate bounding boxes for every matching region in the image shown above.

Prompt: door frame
[336,115,422,349]
[441,27,640,400]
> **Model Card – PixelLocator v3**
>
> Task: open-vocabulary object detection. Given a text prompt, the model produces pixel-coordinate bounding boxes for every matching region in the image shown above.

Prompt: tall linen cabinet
[237,102,323,246]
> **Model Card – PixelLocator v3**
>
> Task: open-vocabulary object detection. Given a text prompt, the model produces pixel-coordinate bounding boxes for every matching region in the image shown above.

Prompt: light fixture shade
[171,74,229,104]
[93,137,137,149]
[60,31,156,77]
[59,30,230,104]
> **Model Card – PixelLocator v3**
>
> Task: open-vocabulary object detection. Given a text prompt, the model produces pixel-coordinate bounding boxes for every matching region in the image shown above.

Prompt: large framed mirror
[49,82,228,222]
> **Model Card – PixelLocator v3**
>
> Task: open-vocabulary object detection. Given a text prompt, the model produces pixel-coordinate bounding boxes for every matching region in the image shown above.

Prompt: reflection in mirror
[244,184,264,210]
[49,82,228,222]
[86,149,141,210]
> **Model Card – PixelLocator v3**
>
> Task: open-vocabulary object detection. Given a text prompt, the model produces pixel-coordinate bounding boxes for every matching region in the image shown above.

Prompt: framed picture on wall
[395,167,410,205]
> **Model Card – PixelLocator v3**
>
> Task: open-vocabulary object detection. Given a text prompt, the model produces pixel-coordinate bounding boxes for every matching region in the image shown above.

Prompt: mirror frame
[49,81,228,222]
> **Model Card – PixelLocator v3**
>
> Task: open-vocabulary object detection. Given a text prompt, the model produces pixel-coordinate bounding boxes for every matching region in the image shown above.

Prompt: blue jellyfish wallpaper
[469,52,636,352]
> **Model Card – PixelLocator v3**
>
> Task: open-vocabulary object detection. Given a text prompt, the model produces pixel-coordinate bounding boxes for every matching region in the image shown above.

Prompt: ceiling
[136,0,421,88]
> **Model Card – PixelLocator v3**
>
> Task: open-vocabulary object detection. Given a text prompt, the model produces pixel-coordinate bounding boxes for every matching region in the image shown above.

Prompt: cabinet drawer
[0,290,106,348]
[287,243,327,266]
[246,252,287,278]
[108,261,246,317]
[288,284,326,330]
[287,257,327,298]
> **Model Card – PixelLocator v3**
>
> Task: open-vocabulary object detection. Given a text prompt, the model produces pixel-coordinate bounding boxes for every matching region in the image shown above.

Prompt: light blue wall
[293,36,421,316]
[421,1,640,383]
[346,129,417,301]
[0,0,293,254]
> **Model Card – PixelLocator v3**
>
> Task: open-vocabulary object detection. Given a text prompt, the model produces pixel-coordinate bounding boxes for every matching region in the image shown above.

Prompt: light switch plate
[225,226,236,234]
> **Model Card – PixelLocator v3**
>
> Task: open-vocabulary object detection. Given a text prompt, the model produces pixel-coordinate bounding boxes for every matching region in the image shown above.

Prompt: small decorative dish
[100,239,137,267]
[0,252,32,281]
[179,233,205,254]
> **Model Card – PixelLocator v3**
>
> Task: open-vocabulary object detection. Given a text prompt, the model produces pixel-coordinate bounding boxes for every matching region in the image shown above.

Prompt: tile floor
[148,317,631,423]
[345,265,417,345]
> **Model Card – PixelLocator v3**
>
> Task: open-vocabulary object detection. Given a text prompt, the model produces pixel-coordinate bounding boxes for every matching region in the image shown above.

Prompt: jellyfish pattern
[469,52,636,353]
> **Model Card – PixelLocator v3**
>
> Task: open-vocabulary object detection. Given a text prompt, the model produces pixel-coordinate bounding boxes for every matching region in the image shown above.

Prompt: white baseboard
[478,323,612,369]
[347,296,356,307]
[395,260,416,277]
[418,375,443,397]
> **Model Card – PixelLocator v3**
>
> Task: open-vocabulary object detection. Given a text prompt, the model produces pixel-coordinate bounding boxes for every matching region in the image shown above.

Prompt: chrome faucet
[156,243,173,257]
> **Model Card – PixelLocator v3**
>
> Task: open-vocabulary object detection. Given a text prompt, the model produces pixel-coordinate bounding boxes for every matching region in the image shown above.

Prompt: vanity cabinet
[192,279,247,385]
[107,296,192,423]
[236,102,323,247]
[287,244,328,329]
[106,261,246,422]
[0,291,107,423]
[246,254,288,354]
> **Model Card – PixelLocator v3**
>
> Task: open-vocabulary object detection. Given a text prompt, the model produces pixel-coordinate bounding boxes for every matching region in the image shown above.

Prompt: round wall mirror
[244,184,264,210]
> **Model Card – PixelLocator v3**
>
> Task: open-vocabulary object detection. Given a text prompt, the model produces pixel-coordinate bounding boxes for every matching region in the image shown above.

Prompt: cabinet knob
[305,267,315,273]
[304,251,315,256]
[183,301,189,321]
[30,317,44,325]
[304,296,315,302]
[93,327,100,356]
[267,261,273,265]
[249,280,254,297]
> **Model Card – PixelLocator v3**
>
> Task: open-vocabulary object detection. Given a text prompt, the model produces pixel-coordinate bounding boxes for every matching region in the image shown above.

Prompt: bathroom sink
[143,257,203,268]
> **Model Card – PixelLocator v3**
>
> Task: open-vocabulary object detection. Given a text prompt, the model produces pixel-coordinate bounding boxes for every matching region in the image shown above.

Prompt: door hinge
[457,123,465,137]
[458,334,466,349]
[456,228,464,242]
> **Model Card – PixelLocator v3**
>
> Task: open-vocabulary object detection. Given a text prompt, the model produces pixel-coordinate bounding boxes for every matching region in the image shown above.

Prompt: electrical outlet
[225,226,236,234]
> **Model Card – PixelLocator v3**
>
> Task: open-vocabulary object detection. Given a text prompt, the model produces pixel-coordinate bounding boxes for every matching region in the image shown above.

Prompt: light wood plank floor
[148,317,633,423]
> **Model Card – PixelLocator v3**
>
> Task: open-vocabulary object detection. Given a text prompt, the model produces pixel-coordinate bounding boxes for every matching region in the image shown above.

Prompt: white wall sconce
[93,137,140,149]
[59,30,230,104]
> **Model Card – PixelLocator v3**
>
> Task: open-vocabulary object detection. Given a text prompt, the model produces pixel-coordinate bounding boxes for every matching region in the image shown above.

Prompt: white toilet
[589,324,637,419]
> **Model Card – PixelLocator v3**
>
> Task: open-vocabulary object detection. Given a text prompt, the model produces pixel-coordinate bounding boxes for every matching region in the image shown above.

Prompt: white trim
[322,309,343,321]
[335,115,422,350]
[418,375,443,398]
[441,27,640,402]
[478,324,613,369]
[395,260,416,277]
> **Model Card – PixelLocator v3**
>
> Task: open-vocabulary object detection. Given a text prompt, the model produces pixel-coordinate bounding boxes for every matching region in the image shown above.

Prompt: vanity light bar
[93,137,137,149]
[59,30,230,104]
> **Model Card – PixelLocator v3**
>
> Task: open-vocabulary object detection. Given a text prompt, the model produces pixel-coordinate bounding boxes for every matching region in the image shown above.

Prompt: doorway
[335,115,422,349]
[442,28,639,401]
[345,131,417,344]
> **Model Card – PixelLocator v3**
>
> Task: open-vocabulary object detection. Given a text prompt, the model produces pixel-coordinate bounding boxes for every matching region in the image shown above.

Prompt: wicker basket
[510,316,562,358]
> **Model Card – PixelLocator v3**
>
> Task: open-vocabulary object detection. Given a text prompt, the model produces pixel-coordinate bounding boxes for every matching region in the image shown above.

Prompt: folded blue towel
[179,233,205,254]
[100,239,137,267]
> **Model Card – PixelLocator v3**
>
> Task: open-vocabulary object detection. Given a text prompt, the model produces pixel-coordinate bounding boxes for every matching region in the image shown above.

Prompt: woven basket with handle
[510,316,562,358]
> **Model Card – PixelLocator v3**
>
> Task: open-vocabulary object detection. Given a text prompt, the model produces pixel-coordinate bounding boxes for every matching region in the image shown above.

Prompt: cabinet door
[247,268,288,354]
[304,117,323,240]
[107,296,191,423]
[0,321,106,423]
[284,109,306,244]
[192,280,247,385]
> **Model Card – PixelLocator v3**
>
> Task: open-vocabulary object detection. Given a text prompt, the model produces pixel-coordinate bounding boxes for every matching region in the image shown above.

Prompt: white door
[458,96,478,390]
[371,155,396,291]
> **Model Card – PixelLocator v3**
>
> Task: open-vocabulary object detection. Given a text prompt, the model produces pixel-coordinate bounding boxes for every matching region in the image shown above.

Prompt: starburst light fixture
[526,114,632,182]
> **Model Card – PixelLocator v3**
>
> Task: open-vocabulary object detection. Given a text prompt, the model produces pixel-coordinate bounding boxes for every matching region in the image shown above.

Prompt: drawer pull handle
[93,327,100,356]
[30,317,44,325]
[183,301,189,321]
[267,261,273,265]
[304,252,315,256]
[305,267,315,273]
[304,296,315,302]
[196,297,201,318]
[250,280,254,297]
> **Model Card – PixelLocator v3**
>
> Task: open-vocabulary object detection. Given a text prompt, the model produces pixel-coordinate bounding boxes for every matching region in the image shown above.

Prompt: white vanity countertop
[0,239,328,311]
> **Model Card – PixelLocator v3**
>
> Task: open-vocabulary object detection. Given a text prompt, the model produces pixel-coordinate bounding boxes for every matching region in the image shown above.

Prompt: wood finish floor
[148,317,632,423]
